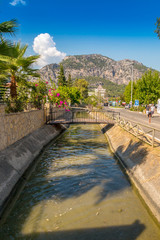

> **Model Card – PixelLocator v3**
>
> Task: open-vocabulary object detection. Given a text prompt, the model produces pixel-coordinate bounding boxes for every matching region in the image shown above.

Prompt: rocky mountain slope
[37,54,152,85]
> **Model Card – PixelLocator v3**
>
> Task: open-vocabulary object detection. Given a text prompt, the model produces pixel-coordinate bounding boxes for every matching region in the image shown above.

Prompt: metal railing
[104,110,160,148]
[46,108,111,125]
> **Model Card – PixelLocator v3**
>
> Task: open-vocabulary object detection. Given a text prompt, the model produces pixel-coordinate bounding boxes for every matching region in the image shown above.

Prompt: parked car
[104,103,108,106]
[125,104,130,109]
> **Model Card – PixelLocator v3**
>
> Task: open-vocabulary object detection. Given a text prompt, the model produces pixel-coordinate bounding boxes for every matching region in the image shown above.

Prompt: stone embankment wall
[102,123,160,223]
[0,124,67,216]
[0,104,45,152]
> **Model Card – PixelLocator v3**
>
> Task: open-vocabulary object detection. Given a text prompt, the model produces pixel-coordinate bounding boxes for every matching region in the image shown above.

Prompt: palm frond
[0,54,13,63]
[0,38,14,56]
[0,19,18,36]
[17,55,40,69]
[25,55,40,62]
[0,73,9,79]
[18,44,28,58]
[0,74,9,86]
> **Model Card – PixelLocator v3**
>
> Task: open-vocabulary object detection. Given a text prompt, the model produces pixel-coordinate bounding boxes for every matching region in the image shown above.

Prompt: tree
[68,86,81,105]
[30,80,48,108]
[124,81,137,104]
[74,78,89,99]
[67,73,72,87]
[57,64,66,86]
[0,19,19,99]
[155,18,160,39]
[136,71,160,104]
[124,70,160,105]
[119,93,125,102]
[0,42,40,98]
[85,95,98,109]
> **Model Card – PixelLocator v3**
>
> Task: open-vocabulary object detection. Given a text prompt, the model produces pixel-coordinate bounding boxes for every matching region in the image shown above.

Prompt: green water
[0,124,160,240]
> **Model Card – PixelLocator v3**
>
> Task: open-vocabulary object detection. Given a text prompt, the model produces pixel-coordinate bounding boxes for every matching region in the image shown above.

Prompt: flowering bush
[48,86,81,110]
[30,80,48,109]
[48,86,70,110]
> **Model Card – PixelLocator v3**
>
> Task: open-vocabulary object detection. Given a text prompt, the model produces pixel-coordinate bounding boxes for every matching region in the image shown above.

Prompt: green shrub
[129,106,145,112]
[4,97,26,113]
[138,106,145,112]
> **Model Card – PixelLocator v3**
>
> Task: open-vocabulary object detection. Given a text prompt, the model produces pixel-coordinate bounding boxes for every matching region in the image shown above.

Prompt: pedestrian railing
[104,111,160,147]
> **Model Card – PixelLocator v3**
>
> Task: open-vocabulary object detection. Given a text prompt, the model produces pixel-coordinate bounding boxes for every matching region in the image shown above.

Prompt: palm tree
[0,19,18,92]
[0,42,40,98]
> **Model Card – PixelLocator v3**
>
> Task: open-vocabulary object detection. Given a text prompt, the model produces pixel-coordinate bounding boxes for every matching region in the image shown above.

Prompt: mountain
[37,54,152,86]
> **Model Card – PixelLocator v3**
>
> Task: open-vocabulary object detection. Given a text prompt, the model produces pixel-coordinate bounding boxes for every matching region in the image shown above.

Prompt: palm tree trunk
[10,75,17,98]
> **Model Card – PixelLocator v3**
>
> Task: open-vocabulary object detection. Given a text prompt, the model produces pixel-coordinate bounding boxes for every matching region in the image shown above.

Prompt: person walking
[151,104,155,117]
[148,105,152,123]
[146,105,150,116]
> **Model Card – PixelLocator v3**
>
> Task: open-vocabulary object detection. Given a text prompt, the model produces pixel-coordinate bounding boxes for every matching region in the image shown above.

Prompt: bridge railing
[46,108,112,124]
[45,108,72,124]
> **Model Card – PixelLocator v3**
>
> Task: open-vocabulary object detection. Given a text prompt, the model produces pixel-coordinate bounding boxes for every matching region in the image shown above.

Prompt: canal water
[1,124,160,240]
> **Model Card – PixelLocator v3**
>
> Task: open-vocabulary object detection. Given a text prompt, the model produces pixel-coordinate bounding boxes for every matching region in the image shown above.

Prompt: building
[95,84,106,99]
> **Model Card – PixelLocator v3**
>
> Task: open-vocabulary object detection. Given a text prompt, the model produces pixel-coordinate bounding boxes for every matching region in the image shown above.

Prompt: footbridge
[46,108,114,125]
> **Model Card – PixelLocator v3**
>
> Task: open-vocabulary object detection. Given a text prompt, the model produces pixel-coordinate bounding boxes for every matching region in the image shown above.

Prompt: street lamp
[131,65,133,107]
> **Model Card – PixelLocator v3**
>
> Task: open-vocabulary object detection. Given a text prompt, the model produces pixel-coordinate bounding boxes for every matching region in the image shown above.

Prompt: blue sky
[1,0,160,69]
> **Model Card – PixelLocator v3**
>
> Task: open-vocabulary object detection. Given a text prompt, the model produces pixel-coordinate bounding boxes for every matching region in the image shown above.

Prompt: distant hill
[37,54,153,86]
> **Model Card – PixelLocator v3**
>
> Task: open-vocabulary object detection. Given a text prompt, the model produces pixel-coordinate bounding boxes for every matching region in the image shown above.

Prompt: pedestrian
[146,105,149,116]
[148,105,152,123]
[151,104,155,117]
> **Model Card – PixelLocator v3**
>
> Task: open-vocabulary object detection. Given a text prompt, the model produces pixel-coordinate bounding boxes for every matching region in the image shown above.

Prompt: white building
[95,85,106,99]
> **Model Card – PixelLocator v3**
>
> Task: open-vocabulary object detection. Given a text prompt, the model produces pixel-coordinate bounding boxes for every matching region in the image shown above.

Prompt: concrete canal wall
[102,123,160,223]
[0,105,67,216]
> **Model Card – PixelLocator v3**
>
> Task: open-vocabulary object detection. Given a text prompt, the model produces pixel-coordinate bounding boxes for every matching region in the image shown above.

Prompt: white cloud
[33,33,66,68]
[10,0,26,6]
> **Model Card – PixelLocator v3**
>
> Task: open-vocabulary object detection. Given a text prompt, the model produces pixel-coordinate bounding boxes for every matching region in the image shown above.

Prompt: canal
[1,124,160,240]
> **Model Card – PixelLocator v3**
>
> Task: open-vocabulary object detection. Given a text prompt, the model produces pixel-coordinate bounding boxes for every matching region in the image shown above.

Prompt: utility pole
[131,65,133,107]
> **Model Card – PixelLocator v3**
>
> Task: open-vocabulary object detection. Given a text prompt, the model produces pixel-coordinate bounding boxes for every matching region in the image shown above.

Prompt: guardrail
[104,111,160,148]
